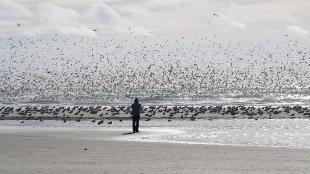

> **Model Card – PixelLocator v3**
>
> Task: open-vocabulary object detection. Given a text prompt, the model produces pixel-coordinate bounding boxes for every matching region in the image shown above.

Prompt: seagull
[97,120,104,125]
[212,13,219,17]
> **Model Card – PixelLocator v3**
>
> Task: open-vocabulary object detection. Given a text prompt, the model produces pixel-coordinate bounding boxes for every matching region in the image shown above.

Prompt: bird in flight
[212,13,219,17]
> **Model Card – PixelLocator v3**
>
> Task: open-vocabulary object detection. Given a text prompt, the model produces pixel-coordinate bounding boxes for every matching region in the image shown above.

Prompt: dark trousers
[132,117,139,132]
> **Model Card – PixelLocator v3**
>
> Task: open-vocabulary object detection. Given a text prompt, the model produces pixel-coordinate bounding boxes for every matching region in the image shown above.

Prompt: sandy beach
[1,127,310,174]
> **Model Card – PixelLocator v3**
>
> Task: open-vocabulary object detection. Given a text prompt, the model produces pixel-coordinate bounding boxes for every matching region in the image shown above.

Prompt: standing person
[131,98,141,133]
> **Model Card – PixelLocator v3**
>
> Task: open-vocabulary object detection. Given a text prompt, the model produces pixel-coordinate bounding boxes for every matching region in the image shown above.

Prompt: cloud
[0,0,32,19]
[86,3,125,25]
[28,3,96,36]
[0,0,33,34]
[84,2,149,35]
[0,0,148,37]
[196,1,308,39]
[104,0,309,39]
[287,25,309,36]
[0,0,310,41]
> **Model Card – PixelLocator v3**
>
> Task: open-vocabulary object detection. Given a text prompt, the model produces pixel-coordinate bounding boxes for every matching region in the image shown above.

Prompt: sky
[0,0,310,41]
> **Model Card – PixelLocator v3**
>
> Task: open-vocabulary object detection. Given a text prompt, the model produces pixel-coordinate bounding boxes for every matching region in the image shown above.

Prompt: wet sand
[0,129,310,174]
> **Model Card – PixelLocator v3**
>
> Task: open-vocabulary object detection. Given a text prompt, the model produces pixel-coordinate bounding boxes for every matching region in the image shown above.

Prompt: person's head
[134,98,139,104]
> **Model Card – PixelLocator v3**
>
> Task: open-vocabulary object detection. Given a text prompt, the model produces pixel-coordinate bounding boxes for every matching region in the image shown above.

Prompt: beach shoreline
[2,119,310,149]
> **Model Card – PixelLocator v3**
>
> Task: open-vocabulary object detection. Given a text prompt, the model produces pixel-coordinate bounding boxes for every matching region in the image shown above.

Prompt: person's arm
[139,104,142,114]
[130,104,133,118]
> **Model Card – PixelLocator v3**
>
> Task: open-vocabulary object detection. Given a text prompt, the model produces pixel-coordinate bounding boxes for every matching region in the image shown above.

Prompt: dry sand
[0,129,310,174]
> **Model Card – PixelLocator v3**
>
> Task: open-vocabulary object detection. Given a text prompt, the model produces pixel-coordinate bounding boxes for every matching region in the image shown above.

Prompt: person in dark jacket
[131,98,141,133]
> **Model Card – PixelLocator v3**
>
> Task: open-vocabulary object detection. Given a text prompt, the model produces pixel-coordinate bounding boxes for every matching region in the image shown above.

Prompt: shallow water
[1,119,310,149]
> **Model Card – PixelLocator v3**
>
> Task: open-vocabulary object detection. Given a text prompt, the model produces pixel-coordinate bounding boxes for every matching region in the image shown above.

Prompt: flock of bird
[1,105,310,122]
[0,32,309,105]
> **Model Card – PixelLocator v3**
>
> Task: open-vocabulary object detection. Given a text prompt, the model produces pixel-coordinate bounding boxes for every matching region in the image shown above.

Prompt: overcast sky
[0,0,309,41]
